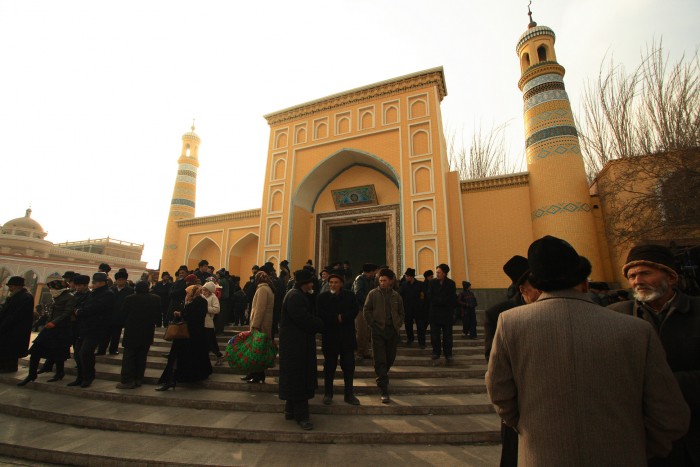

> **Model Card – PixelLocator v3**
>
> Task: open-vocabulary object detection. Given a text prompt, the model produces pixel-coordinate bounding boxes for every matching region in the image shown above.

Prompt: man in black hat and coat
[482,255,540,467]
[317,272,359,406]
[152,271,172,327]
[486,236,690,465]
[278,269,324,430]
[117,281,161,389]
[610,244,700,466]
[68,272,115,388]
[0,276,34,373]
[457,281,478,339]
[399,268,423,346]
[98,268,133,355]
[428,263,457,363]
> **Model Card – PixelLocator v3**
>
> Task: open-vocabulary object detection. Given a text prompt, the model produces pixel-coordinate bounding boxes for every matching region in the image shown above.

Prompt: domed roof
[182,121,201,143]
[2,208,47,239]
[516,25,556,54]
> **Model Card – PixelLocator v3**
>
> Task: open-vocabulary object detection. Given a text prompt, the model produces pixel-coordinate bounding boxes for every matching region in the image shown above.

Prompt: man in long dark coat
[117,281,161,389]
[317,273,359,406]
[98,268,133,355]
[399,268,423,346]
[483,255,539,467]
[0,276,34,373]
[278,269,323,430]
[428,263,457,363]
[68,272,115,388]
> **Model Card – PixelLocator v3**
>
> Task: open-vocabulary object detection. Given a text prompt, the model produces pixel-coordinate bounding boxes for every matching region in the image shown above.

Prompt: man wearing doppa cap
[486,236,690,466]
[610,244,700,465]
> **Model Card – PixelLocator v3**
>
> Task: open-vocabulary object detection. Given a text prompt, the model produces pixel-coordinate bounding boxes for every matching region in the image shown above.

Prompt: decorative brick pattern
[524,89,569,112]
[531,202,592,220]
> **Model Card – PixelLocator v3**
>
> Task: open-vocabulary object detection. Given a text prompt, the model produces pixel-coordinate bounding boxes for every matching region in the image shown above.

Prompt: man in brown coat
[486,236,690,466]
[610,244,700,466]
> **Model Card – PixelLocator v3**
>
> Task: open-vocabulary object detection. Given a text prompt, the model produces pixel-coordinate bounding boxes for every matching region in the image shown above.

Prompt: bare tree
[447,122,521,180]
[578,41,700,181]
[594,148,700,248]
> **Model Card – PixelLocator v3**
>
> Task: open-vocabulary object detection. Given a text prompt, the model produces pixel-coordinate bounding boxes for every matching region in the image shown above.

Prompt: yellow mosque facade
[160,20,621,298]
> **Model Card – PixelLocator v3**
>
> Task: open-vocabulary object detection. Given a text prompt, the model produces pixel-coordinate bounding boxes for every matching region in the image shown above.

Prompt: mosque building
[159,15,697,302]
[0,208,147,307]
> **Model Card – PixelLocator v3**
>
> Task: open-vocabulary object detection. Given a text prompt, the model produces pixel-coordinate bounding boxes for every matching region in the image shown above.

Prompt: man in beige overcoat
[486,236,690,466]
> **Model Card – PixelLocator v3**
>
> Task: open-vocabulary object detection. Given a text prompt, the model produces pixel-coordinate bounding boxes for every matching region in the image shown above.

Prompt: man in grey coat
[486,235,690,466]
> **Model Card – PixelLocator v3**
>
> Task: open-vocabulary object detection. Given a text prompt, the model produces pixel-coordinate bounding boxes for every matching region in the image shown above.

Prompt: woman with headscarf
[156,284,212,391]
[241,270,275,383]
[17,280,73,385]
[201,280,224,366]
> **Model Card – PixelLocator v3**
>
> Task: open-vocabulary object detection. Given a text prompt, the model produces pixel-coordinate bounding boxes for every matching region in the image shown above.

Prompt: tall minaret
[160,122,201,274]
[517,7,603,275]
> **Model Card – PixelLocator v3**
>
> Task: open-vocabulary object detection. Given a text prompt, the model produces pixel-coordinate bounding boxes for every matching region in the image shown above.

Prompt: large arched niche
[292,148,400,212]
[228,232,259,277]
[187,237,222,271]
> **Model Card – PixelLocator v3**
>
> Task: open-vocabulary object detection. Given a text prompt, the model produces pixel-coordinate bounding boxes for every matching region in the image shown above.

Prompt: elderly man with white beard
[610,244,700,466]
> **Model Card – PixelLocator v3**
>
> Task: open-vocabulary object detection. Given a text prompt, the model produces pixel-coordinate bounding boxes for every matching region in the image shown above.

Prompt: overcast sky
[0,0,697,269]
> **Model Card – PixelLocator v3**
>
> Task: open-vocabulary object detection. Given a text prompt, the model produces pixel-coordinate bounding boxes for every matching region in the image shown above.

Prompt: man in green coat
[363,268,404,403]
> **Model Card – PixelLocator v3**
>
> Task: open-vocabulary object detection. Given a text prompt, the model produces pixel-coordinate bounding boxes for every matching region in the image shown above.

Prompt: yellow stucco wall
[461,178,533,288]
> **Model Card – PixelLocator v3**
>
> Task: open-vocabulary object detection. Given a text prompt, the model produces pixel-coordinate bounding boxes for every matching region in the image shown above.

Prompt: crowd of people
[1,240,698,464]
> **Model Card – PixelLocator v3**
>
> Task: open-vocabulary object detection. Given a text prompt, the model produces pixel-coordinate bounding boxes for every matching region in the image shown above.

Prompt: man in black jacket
[428,264,457,363]
[117,281,161,389]
[151,271,172,327]
[317,273,359,406]
[97,268,133,355]
[0,276,34,373]
[166,266,189,326]
[68,272,115,388]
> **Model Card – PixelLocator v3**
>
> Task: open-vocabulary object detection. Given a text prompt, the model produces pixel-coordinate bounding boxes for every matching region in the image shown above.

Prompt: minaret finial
[527,1,537,28]
[191,118,196,132]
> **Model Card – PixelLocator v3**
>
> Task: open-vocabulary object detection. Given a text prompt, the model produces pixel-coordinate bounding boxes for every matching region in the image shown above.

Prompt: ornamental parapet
[264,67,447,125]
[460,172,529,193]
[176,209,262,227]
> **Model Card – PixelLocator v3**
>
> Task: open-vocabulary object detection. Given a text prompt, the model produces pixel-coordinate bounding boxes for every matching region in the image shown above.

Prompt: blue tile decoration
[526,125,578,148]
[524,89,569,112]
[171,198,196,208]
[532,202,591,220]
[522,73,564,93]
[332,184,378,209]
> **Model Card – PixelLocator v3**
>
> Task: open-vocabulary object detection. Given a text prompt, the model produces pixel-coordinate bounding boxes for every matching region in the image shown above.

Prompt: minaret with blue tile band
[517,11,603,273]
[161,122,201,273]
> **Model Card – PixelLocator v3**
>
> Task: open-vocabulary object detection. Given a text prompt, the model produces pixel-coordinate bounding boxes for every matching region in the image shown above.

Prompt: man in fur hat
[486,236,689,465]
[610,244,700,465]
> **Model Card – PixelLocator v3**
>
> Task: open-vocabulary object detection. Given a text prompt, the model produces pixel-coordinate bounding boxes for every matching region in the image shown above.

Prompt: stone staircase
[0,324,501,466]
